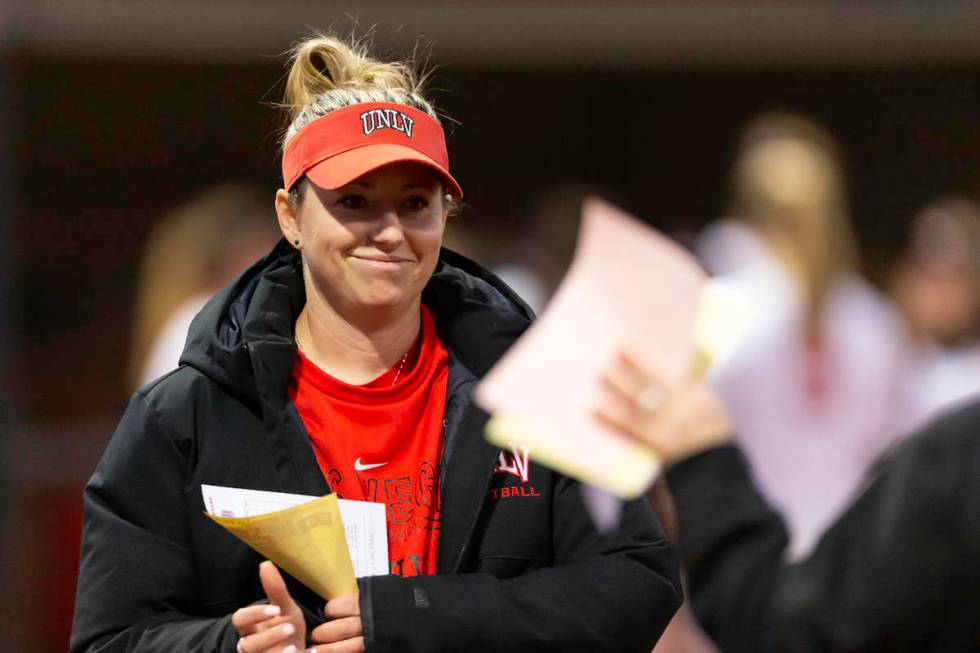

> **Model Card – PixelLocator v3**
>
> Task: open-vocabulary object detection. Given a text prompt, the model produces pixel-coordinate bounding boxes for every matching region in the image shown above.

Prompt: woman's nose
[369,209,405,246]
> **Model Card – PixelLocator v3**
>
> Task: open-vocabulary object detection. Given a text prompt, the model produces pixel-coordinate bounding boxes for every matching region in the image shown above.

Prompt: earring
[293,239,300,247]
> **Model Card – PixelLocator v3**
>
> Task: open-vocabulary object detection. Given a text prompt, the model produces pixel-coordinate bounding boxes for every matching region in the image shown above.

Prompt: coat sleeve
[664,424,979,653]
[70,392,240,653]
[358,475,682,653]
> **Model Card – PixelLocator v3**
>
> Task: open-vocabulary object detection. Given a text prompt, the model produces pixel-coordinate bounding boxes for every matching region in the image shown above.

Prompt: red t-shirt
[289,306,448,577]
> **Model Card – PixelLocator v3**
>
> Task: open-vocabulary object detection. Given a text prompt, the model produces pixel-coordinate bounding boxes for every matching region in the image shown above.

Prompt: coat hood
[178,238,534,413]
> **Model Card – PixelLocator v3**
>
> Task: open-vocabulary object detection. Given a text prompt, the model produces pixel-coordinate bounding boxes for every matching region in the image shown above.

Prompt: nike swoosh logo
[354,458,388,471]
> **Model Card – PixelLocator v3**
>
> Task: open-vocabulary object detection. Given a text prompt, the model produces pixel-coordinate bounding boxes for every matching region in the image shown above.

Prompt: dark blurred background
[2,1,979,650]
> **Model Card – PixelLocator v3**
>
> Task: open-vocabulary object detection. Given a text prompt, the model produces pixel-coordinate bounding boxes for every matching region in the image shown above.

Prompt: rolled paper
[206,494,358,599]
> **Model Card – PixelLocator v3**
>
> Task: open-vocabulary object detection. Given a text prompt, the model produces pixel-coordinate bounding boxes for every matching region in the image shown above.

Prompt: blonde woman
[71,35,681,653]
[128,183,279,389]
[697,113,908,559]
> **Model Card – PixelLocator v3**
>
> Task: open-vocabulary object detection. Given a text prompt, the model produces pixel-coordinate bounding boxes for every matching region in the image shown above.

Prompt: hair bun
[284,35,419,122]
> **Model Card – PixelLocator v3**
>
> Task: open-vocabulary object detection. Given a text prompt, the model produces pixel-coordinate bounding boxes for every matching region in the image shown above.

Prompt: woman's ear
[441,193,453,225]
[275,189,302,248]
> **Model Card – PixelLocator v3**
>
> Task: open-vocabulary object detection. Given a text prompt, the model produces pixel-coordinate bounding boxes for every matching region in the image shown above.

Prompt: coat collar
[181,240,533,419]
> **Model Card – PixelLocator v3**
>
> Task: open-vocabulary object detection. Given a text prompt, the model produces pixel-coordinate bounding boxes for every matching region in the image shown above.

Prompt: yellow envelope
[206,494,357,599]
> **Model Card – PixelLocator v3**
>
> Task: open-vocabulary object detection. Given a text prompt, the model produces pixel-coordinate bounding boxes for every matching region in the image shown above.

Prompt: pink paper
[476,198,706,497]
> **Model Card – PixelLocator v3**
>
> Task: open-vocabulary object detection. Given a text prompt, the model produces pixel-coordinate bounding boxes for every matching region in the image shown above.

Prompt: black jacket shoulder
[666,400,980,652]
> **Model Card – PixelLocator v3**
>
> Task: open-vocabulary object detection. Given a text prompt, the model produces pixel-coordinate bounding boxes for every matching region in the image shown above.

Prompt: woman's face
[278,162,448,318]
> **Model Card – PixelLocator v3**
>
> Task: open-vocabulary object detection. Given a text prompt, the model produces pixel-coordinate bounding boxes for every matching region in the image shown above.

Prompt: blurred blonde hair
[731,112,858,330]
[127,183,274,389]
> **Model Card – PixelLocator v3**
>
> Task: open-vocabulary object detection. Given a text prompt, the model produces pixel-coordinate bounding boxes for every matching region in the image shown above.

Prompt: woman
[697,113,908,559]
[70,35,681,653]
[129,183,278,389]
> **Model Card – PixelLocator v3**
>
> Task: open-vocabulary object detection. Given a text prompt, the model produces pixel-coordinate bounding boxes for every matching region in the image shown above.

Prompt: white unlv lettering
[495,445,530,483]
[360,109,415,138]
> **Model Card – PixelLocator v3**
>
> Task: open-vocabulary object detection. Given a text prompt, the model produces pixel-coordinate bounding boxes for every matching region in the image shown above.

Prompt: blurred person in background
[438,203,503,271]
[891,196,980,425]
[128,183,279,388]
[596,352,980,652]
[697,112,908,559]
[71,34,681,653]
[492,185,599,314]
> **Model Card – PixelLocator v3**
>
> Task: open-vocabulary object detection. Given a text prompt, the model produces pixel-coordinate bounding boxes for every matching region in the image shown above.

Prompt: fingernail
[264,604,281,617]
[236,639,244,653]
[283,646,297,653]
[282,623,296,636]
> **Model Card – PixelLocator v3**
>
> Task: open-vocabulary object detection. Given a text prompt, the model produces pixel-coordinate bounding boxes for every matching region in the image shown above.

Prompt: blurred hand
[232,561,307,653]
[309,593,364,653]
[596,352,732,465]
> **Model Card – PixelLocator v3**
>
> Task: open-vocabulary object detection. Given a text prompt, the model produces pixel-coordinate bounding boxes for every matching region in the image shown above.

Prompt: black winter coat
[71,242,682,653]
[666,400,980,652]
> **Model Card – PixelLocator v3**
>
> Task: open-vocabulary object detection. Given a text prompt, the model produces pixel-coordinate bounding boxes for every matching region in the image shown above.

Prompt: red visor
[282,102,463,198]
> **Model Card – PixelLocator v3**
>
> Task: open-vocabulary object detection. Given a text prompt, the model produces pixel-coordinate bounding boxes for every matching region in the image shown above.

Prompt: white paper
[201,484,388,578]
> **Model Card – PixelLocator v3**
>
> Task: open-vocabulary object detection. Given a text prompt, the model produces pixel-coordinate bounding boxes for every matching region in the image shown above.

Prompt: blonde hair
[280,33,456,210]
[128,183,275,389]
[281,34,440,145]
[730,112,858,330]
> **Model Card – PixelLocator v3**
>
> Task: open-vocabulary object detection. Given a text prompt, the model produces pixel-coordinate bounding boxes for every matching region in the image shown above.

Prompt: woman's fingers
[595,352,678,455]
[597,376,662,444]
[308,594,362,651]
[308,636,366,653]
[324,594,360,619]
[242,561,306,651]
[259,561,296,612]
[612,352,663,395]
[311,616,363,643]
[601,354,668,412]
[594,404,663,455]
[600,377,733,464]
[231,604,283,636]
[237,621,298,653]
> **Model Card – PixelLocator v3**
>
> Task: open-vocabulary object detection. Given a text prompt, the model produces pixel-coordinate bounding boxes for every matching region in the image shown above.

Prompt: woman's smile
[349,252,415,272]
[278,161,448,314]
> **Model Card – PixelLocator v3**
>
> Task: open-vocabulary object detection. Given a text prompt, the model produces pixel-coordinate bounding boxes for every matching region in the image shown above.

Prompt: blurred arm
[665,406,980,652]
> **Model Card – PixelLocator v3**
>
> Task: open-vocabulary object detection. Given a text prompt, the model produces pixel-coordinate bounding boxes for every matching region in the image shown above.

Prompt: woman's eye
[337,194,368,209]
[402,195,430,212]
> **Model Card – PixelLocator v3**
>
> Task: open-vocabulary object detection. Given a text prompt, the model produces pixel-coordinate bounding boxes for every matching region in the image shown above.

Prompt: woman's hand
[596,352,733,465]
[232,561,307,653]
[309,593,364,653]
